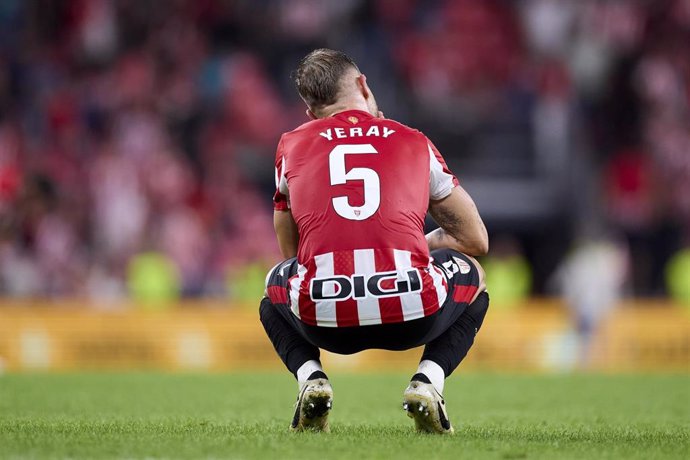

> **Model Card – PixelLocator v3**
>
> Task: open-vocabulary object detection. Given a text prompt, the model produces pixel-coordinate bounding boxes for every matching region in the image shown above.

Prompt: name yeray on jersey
[319,126,396,141]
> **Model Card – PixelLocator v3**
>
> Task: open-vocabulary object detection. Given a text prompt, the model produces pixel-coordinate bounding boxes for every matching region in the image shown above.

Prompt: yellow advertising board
[0,299,688,372]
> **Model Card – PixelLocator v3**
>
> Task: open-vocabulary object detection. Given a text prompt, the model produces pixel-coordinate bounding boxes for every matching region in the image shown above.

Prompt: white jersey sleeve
[273,136,290,210]
[427,141,458,200]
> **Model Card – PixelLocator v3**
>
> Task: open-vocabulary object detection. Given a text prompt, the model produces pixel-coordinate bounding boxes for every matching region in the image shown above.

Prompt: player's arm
[274,210,299,258]
[424,137,488,256]
[426,185,488,256]
[272,136,299,258]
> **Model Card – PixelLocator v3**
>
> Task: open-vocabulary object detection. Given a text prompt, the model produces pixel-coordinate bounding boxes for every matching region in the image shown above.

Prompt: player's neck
[320,100,372,118]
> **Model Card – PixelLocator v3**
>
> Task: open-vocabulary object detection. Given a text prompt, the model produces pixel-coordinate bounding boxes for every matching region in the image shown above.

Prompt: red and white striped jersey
[273,109,459,327]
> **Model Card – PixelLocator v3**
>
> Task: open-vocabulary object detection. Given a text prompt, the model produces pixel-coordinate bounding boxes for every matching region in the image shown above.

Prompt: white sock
[417,360,445,394]
[296,360,323,387]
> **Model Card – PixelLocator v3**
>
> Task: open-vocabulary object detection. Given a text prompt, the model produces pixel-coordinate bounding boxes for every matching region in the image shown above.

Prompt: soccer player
[260,49,489,434]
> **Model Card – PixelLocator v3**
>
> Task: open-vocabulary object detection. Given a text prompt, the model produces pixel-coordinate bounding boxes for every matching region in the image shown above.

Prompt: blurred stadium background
[0,0,688,374]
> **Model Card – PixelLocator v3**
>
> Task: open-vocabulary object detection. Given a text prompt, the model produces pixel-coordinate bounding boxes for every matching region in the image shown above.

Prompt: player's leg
[418,253,488,388]
[403,250,489,434]
[259,259,333,431]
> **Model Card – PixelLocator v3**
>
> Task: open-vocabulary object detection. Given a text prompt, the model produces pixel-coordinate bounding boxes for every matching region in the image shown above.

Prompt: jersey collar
[331,109,374,120]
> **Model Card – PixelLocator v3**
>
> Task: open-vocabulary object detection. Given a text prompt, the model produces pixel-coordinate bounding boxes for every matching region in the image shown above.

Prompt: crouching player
[260,49,489,434]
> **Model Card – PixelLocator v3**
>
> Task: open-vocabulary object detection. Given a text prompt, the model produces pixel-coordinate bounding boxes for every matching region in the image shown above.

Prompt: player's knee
[462,254,487,297]
[259,297,273,323]
[465,255,485,283]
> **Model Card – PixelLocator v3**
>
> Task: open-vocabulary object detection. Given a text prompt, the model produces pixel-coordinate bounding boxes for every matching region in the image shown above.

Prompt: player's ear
[357,74,370,99]
[306,109,317,120]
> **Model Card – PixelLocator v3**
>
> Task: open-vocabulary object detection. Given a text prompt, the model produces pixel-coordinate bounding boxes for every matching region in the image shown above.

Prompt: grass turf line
[1,373,688,459]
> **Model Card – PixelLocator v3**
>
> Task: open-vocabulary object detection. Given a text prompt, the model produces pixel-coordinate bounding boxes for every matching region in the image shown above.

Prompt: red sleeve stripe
[267,285,288,305]
[453,285,478,305]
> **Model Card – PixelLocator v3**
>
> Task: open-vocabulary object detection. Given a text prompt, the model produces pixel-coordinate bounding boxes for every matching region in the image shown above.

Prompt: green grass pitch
[1,372,688,459]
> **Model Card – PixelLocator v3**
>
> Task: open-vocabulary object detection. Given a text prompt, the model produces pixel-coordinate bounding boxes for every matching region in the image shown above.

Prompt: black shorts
[265,248,482,355]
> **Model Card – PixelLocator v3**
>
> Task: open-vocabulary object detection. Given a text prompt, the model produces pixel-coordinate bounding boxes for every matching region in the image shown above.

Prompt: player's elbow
[476,238,489,256]
[464,230,489,257]
[471,222,489,256]
[469,238,489,257]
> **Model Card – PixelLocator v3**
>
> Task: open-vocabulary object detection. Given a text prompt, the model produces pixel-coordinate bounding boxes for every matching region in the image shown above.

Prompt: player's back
[275,109,449,327]
[283,110,429,258]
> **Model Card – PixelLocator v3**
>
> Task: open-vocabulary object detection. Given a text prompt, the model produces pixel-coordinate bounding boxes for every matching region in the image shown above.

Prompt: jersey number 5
[328,144,380,221]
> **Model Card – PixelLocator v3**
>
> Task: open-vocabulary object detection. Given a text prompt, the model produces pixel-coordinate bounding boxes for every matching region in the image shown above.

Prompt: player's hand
[377,111,385,118]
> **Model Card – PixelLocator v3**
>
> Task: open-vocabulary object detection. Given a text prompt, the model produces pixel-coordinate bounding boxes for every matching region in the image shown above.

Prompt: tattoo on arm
[430,206,464,240]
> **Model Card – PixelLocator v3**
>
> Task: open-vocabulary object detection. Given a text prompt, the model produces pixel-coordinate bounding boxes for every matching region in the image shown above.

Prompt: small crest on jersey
[354,210,361,217]
[348,116,358,124]
[453,257,472,274]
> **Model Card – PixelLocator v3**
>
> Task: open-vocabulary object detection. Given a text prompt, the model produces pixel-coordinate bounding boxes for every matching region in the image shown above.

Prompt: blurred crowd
[0,0,687,302]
